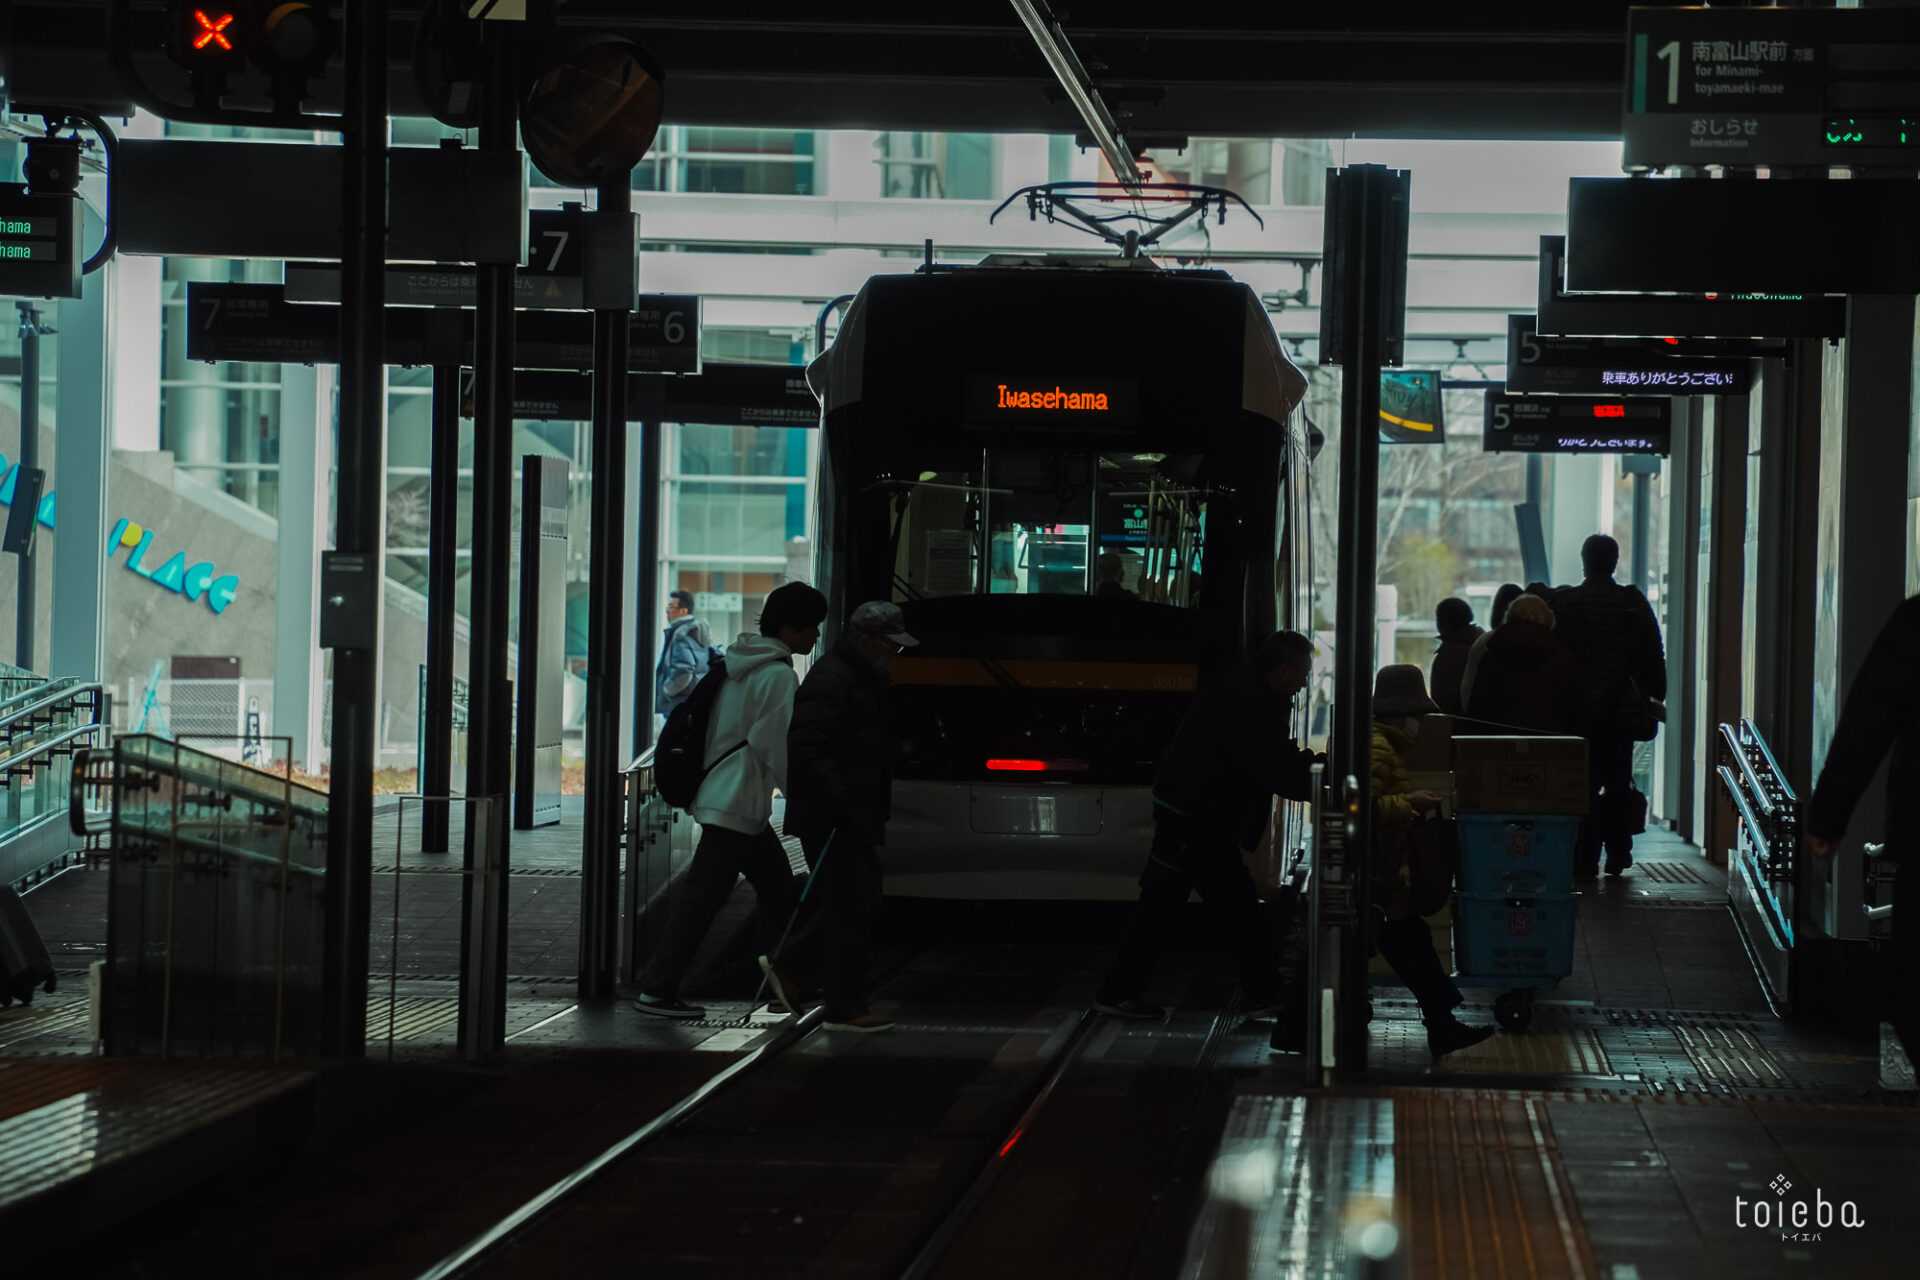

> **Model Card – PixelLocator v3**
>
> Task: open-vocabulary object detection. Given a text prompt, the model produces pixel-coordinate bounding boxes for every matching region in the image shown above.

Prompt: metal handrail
[0,679,98,733]
[1717,764,1770,849]
[1718,721,1777,820]
[0,720,107,779]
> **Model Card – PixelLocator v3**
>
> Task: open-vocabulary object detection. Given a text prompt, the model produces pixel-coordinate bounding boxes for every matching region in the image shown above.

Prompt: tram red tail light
[985,758,1090,773]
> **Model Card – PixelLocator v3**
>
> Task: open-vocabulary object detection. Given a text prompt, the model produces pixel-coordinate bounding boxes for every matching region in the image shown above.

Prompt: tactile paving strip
[1633,861,1711,885]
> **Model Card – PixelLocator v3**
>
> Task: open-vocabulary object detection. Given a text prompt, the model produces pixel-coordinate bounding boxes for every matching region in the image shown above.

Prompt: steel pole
[1630,470,1651,591]
[633,418,664,746]
[422,362,460,853]
[321,0,388,1058]
[1330,164,1397,1075]
[14,304,40,671]
[579,177,632,999]
[460,28,518,1054]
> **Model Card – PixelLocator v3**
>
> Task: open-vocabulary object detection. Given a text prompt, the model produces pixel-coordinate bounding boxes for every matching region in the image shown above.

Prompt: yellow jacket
[1371,723,1416,916]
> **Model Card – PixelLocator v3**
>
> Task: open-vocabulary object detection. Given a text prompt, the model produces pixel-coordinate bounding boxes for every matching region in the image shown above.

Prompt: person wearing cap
[780,600,919,1032]
[1370,664,1497,1059]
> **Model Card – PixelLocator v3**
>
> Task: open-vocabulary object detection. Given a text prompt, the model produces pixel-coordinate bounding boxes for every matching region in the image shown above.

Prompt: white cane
[749,828,837,1014]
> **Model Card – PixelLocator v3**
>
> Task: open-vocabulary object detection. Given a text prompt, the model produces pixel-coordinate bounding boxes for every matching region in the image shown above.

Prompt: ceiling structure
[5,1,1708,140]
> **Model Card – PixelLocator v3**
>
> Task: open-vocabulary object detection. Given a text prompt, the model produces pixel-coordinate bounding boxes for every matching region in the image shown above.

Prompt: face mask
[874,650,897,676]
[1403,717,1423,739]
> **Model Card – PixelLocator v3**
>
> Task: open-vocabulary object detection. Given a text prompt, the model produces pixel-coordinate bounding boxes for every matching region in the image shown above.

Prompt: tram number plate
[1505,828,1535,859]
[1507,910,1535,937]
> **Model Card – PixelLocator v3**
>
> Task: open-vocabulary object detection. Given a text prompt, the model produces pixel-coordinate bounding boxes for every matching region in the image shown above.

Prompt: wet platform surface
[4,819,1913,1277]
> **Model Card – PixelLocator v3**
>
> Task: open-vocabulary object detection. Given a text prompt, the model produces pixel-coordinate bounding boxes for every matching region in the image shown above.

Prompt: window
[886,450,1207,608]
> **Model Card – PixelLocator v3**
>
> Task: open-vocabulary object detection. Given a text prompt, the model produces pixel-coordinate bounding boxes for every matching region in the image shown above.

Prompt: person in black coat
[1094,630,1319,1020]
[781,600,917,1033]
[1806,595,1920,1070]
[1552,535,1667,876]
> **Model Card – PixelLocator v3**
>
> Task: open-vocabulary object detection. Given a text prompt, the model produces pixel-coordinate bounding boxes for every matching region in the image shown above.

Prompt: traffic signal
[253,3,337,81]
[167,3,252,75]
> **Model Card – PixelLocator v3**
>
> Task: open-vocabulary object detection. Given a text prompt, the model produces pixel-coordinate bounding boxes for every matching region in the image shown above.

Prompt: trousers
[1098,809,1283,1005]
[639,822,799,997]
[1888,854,1920,1071]
[1374,913,1464,1023]
[1578,729,1637,868]
[791,832,884,1019]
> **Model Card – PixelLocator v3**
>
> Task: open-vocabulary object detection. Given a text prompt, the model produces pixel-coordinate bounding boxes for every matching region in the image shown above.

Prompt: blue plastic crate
[1456,814,1581,897]
[1453,892,1577,983]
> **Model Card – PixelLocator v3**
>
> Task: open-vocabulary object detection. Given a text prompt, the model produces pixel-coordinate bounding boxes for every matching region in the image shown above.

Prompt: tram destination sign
[0,186,82,300]
[1624,7,1920,170]
[965,376,1140,429]
[1483,392,1672,457]
[1506,316,1756,396]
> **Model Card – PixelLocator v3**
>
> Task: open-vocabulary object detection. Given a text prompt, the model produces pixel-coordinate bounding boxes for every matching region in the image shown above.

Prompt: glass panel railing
[1,682,109,881]
[99,735,328,1060]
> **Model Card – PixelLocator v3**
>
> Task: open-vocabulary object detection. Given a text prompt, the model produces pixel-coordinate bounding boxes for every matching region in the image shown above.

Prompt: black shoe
[1426,1017,1496,1060]
[1241,997,1286,1021]
[1093,997,1166,1020]
[1572,859,1601,878]
[632,993,705,1020]
[1604,851,1634,876]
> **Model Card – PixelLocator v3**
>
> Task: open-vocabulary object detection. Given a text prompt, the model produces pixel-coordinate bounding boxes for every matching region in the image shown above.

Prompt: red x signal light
[168,1,250,73]
[192,10,237,51]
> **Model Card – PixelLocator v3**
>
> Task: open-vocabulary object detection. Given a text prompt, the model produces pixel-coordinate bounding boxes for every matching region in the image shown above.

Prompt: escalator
[0,666,109,891]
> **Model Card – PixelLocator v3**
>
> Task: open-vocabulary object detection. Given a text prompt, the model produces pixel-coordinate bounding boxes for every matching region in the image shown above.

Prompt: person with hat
[1370,664,1498,1059]
[779,600,919,1032]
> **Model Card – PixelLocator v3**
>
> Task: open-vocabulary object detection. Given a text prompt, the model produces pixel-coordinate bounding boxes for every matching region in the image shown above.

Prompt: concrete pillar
[49,263,112,682]
[1810,296,1914,939]
[1692,394,1748,863]
[1655,401,1702,831]
[1546,453,1604,586]
[161,256,229,473]
[273,363,331,771]
[820,130,882,200]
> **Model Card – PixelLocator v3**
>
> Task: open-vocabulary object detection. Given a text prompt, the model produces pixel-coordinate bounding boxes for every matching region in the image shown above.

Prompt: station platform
[3,822,1911,1278]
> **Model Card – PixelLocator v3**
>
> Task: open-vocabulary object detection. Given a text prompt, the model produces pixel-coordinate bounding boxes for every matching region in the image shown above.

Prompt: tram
[808,253,1314,898]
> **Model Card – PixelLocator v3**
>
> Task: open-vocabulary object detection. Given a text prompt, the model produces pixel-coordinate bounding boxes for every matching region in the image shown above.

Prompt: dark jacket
[784,636,894,846]
[1154,663,1316,845]
[1466,619,1582,733]
[1551,576,1668,710]
[1429,626,1483,716]
[1807,596,1920,851]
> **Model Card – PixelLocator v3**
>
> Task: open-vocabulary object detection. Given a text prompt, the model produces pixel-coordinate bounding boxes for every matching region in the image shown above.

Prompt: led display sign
[1624,7,1920,170]
[0,187,82,300]
[1482,392,1672,456]
[965,376,1139,428]
[1506,315,1757,396]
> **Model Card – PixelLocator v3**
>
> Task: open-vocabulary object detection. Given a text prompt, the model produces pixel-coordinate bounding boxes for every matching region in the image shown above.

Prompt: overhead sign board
[187,283,702,373]
[497,364,816,426]
[1484,392,1672,456]
[1506,315,1756,396]
[1535,236,1844,341]
[1379,370,1444,444]
[0,186,82,300]
[1566,177,1920,297]
[1624,6,1920,170]
[282,209,594,310]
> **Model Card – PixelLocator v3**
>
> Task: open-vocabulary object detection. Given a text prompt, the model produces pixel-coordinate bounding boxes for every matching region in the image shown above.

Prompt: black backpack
[654,658,746,810]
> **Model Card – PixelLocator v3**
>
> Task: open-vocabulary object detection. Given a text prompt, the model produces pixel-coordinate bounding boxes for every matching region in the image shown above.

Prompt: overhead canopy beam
[1006,0,1141,187]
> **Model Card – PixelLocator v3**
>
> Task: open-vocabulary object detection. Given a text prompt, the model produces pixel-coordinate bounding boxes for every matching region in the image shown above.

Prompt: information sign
[187,283,700,373]
[0,187,82,300]
[1624,7,1920,170]
[1535,236,1844,341]
[498,365,817,427]
[1483,392,1672,456]
[1379,370,1443,444]
[281,209,593,310]
[1506,315,1756,396]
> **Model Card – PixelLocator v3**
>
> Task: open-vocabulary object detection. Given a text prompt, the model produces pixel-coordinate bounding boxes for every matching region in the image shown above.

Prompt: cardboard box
[1452,735,1588,815]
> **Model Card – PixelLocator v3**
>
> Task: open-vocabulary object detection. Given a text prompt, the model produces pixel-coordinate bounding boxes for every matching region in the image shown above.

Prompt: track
[422,920,1256,1280]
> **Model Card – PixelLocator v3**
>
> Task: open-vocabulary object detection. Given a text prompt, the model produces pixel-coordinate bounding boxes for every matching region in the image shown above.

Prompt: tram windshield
[884,450,1209,608]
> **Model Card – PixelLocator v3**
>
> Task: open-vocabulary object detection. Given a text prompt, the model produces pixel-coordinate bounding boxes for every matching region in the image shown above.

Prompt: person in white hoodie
[633,582,828,1020]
